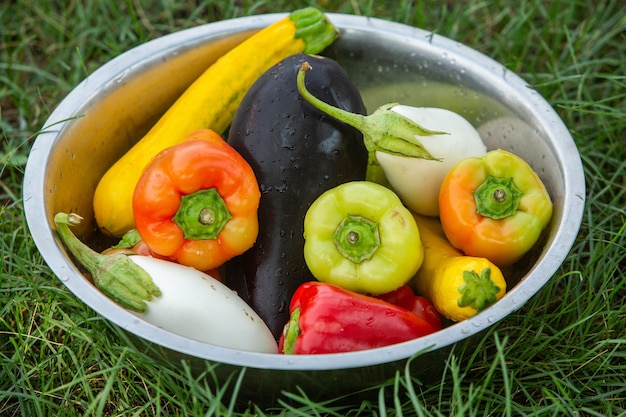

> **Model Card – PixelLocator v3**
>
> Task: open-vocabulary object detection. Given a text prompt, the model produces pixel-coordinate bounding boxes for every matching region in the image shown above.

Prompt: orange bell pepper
[132,129,260,271]
[438,149,552,267]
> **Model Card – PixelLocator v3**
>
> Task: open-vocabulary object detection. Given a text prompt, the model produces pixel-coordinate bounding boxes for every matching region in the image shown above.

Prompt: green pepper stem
[473,175,523,219]
[172,188,232,240]
[296,62,443,183]
[333,215,380,264]
[457,268,501,312]
[54,212,161,313]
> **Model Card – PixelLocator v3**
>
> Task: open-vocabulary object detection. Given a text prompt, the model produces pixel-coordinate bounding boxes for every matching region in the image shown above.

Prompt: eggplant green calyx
[457,268,500,312]
[54,212,161,313]
[473,175,523,220]
[296,61,443,182]
[173,188,232,240]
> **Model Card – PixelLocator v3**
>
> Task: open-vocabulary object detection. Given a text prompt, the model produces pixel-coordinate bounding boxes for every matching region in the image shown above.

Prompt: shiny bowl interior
[23,13,585,403]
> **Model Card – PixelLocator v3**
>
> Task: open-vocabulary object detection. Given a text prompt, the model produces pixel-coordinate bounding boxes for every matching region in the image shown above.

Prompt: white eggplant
[376,106,487,216]
[54,212,278,354]
[296,65,487,216]
[128,255,278,353]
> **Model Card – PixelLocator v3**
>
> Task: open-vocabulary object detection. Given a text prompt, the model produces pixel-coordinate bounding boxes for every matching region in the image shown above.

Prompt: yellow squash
[411,214,507,322]
[94,7,338,237]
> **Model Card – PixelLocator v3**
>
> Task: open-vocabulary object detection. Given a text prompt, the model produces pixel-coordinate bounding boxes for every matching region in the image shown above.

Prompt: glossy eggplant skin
[224,53,368,339]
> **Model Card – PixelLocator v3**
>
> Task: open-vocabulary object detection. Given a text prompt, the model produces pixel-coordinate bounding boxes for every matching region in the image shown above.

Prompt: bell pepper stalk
[438,149,553,267]
[53,212,278,353]
[375,106,487,216]
[374,285,442,330]
[279,281,439,354]
[296,61,442,184]
[303,181,423,295]
[132,129,261,271]
[411,213,507,322]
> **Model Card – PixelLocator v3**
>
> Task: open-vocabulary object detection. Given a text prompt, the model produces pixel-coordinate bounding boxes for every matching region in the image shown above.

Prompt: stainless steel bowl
[23,13,585,404]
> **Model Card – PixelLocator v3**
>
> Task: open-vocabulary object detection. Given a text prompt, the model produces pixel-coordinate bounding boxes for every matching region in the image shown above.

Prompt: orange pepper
[132,129,260,271]
[438,149,552,267]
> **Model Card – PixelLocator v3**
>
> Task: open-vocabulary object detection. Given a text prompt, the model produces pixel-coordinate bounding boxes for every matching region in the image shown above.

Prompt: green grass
[2,0,625,415]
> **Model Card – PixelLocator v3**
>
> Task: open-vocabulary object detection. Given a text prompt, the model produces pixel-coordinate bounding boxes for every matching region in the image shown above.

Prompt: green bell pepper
[303,181,423,295]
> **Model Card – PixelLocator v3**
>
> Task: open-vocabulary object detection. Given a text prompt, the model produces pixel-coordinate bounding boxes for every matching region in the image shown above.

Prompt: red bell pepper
[279,281,438,354]
[375,285,442,330]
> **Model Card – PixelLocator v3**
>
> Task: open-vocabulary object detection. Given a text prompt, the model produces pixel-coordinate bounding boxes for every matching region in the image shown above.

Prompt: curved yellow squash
[93,8,338,237]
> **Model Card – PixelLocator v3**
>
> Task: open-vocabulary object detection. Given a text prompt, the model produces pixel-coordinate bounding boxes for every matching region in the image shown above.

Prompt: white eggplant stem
[296,61,443,183]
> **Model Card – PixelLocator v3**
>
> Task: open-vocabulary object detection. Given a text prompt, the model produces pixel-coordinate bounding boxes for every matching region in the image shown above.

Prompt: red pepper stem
[296,62,443,182]
[472,175,523,219]
[281,307,301,355]
[173,188,232,240]
[53,212,161,313]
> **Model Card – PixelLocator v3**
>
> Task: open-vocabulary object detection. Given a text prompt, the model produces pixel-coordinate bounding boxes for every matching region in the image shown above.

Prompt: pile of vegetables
[55,7,553,355]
